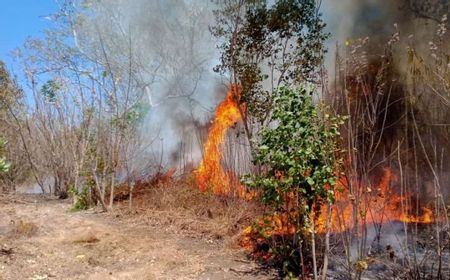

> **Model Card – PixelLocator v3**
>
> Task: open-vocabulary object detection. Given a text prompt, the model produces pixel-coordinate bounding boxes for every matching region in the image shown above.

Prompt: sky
[0,0,57,74]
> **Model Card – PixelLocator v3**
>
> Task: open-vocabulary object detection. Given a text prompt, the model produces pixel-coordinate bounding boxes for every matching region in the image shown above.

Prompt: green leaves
[212,0,328,126]
[40,80,61,103]
[241,86,344,276]
[0,157,10,173]
[0,137,10,173]
[243,86,344,209]
[110,101,150,133]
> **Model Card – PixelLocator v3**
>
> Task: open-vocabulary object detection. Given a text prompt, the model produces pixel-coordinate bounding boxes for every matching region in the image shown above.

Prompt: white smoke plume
[74,0,225,174]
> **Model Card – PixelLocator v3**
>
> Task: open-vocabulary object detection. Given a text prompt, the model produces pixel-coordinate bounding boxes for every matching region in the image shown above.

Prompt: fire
[316,168,434,233]
[241,168,435,255]
[196,90,435,253]
[195,85,249,197]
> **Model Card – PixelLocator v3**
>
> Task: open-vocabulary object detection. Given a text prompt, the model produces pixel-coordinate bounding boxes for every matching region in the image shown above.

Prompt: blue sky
[0,1,57,73]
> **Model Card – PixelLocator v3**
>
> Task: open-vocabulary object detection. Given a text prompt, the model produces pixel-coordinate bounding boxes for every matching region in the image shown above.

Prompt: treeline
[0,1,165,210]
[1,0,215,210]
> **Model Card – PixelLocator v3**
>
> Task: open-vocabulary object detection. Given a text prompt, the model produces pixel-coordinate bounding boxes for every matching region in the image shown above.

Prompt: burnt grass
[326,221,450,279]
[242,219,449,279]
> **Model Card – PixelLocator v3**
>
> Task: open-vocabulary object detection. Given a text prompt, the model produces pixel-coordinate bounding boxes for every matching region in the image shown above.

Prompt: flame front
[316,168,434,233]
[195,85,244,195]
[241,168,435,254]
[197,88,435,253]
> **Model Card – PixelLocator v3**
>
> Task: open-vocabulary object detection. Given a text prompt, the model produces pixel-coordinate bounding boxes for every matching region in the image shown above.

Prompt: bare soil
[0,193,274,280]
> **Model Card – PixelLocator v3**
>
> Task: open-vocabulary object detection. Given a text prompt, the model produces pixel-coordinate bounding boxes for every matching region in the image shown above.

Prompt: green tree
[211,0,328,146]
[0,62,12,174]
[0,137,10,173]
[243,86,344,278]
[0,61,31,190]
[0,61,23,118]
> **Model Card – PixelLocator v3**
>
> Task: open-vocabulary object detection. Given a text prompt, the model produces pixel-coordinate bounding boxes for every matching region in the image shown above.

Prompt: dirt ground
[0,194,274,280]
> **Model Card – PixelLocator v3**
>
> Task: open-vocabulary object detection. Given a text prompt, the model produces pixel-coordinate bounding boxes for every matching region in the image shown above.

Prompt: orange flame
[316,168,434,233]
[195,85,248,196]
[241,168,435,255]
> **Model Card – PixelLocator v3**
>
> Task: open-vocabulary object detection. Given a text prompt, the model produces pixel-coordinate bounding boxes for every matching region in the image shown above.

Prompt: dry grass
[114,177,264,247]
[71,231,100,244]
[13,220,37,236]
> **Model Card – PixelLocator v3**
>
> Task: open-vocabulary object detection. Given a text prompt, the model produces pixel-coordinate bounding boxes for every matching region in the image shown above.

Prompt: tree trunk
[321,203,331,280]
[311,213,318,280]
[108,173,115,210]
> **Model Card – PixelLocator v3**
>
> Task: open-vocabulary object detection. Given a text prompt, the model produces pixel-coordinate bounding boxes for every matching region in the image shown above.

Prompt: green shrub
[242,86,345,276]
[0,137,9,173]
[68,185,90,212]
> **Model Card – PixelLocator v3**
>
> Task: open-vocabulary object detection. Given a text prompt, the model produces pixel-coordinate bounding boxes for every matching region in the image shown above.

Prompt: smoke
[321,0,450,202]
[321,0,448,70]
[322,0,449,42]
[75,0,225,174]
[73,0,450,179]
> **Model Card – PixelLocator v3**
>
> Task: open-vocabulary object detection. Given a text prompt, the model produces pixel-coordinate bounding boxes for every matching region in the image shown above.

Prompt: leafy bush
[0,137,10,173]
[68,185,90,212]
[242,86,344,276]
[0,157,9,173]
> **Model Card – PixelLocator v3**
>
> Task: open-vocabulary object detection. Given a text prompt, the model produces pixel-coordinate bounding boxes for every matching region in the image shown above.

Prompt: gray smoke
[321,0,450,201]
[322,0,450,64]
[75,0,224,173]
[73,0,450,176]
